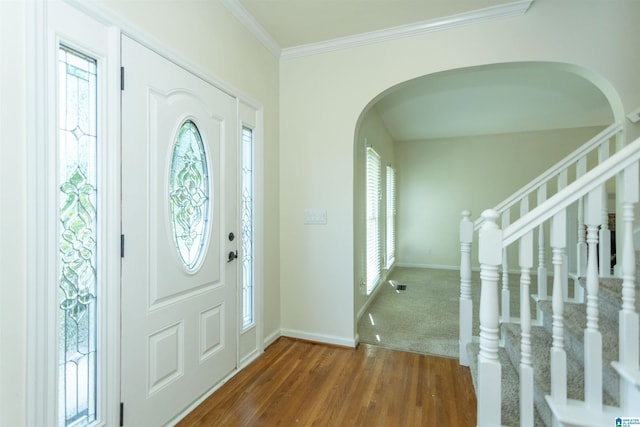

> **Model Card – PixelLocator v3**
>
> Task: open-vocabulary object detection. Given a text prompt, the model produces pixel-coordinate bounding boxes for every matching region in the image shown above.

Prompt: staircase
[459,123,640,426]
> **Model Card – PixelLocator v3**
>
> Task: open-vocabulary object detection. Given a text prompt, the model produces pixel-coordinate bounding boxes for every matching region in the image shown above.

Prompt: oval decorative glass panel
[169,120,211,271]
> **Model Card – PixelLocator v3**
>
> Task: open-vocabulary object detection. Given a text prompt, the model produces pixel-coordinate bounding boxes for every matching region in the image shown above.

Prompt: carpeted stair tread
[466,342,546,427]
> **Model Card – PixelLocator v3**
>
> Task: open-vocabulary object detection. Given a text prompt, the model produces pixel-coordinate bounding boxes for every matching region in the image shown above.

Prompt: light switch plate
[304,209,327,225]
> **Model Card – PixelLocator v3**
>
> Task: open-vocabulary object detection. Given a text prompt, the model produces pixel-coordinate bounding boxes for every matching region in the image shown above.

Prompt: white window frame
[365,147,382,295]
[27,1,121,426]
[237,100,264,368]
[385,166,396,269]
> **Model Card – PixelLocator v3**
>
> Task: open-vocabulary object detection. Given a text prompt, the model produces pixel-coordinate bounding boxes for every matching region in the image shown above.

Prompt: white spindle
[537,186,548,301]
[598,142,611,277]
[618,162,640,410]
[550,211,567,408]
[477,209,503,427]
[459,210,473,366]
[585,188,603,410]
[502,209,510,323]
[519,227,534,427]
[576,158,587,279]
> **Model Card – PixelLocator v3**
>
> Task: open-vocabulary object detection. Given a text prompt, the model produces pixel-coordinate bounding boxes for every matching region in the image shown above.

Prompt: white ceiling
[225,0,613,140]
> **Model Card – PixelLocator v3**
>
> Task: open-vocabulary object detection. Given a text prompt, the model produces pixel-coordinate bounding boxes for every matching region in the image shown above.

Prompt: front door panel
[120,36,237,426]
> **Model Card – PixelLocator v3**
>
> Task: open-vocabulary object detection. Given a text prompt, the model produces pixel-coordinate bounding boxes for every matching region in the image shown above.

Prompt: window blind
[366,147,381,294]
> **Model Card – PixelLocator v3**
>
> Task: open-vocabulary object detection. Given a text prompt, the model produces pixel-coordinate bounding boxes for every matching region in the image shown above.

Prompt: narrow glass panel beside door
[241,127,254,329]
[57,45,98,427]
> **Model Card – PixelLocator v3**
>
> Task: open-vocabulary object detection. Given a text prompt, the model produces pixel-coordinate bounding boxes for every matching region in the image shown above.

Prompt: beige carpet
[357,267,522,359]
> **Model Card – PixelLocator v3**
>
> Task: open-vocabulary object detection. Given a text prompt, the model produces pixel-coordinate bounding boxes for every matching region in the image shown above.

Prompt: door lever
[227,250,238,262]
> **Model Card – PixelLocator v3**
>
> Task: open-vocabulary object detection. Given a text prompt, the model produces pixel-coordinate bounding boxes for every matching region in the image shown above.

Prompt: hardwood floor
[177,337,477,427]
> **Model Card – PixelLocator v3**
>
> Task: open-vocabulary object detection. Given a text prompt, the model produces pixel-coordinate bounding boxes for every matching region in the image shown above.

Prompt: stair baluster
[502,209,511,324]
[549,211,568,426]
[477,209,503,427]
[459,210,474,366]
[598,142,611,278]
[519,219,534,427]
[613,162,640,411]
[584,188,603,410]
[537,185,548,302]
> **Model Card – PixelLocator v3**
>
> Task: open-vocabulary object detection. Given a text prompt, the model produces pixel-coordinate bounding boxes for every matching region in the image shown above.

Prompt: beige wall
[0,1,279,425]
[280,0,640,345]
[394,127,605,270]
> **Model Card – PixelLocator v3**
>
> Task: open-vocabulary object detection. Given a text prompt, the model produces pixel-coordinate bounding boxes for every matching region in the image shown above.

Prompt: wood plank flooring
[177,337,477,427]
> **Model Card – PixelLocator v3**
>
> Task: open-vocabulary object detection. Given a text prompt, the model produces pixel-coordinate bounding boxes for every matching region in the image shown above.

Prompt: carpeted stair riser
[466,341,546,427]
[537,299,620,404]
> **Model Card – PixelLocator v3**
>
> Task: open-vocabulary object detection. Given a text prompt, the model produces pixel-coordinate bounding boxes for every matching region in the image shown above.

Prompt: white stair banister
[576,156,587,278]
[459,210,474,366]
[537,185,548,301]
[502,209,511,323]
[598,140,611,278]
[519,225,534,427]
[477,209,503,427]
[550,210,568,419]
[613,161,640,411]
[584,187,603,410]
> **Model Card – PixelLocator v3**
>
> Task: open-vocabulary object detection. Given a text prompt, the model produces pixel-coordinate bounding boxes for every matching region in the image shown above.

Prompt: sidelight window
[57,44,98,427]
[241,126,255,329]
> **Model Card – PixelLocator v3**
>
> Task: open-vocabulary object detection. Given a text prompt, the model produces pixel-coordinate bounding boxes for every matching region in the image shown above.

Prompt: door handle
[227,250,238,262]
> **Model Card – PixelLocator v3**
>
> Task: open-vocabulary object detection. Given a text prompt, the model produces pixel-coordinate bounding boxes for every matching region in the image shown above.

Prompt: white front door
[120,36,238,426]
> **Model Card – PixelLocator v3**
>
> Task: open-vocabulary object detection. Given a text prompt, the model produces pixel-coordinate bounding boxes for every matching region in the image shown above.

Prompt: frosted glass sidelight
[241,127,254,330]
[169,120,211,271]
[58,44,98,427]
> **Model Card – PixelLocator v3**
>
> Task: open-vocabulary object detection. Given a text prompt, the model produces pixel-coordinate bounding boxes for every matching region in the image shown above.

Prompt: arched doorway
[353,62,620,356]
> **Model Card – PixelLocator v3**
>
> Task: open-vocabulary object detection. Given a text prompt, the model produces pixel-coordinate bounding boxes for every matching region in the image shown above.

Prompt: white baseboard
[263,329,281,348]
[394,262,461,270]
[281,328,357,348]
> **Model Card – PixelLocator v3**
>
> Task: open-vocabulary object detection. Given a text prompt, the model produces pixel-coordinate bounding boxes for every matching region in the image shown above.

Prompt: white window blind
[386,166,396,269]
[366,147,381,294]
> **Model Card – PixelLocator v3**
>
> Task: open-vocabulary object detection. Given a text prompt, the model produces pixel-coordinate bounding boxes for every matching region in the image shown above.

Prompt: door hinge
[119,402,124,426]
[120,66,125,90]
[120,234,125,258]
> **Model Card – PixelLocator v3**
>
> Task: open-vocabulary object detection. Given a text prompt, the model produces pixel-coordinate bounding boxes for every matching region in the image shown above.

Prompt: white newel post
[550,210,567,426]
[477,209,503,427]
[585,188,603,410]
[460,210,474,366]
[537,186,548,301]
[519,227,534,427]
[616,162,640,411]
[502,210,510,323]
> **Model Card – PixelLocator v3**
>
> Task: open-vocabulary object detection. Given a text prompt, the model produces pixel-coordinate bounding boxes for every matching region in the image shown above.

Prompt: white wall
[0,1,280,424]
[395,126,606,269]
[279,0,640,345]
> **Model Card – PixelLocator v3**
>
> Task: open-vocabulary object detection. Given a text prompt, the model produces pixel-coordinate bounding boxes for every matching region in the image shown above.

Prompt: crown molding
[281,0,533,59]
[220,0,282,57]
